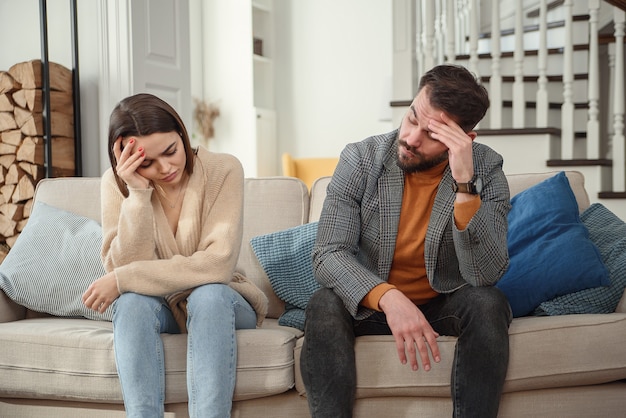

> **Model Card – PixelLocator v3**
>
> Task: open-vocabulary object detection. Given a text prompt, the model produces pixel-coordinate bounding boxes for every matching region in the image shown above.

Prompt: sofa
[0,170,625,417]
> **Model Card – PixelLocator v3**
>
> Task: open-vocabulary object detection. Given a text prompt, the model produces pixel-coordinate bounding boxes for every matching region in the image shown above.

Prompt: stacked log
[0,60,75,260]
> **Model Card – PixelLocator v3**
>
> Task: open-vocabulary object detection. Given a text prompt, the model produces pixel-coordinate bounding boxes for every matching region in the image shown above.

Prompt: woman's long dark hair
[107,93,195,196]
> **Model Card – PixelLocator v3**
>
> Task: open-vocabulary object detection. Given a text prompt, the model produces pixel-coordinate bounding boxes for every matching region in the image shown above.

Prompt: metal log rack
[39,0,82,177]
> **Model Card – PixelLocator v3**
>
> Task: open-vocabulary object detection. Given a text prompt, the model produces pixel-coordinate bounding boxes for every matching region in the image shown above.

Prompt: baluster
[586,0,601,159]
[435,0,445,65]
[468,0,479,76]
[458,0,469,56]
[561,0,575,159]
[423,0,436,70]
[445,0,456,63]
[612,9,625,191]
[607,44,616,155]
[489,0,502,129]
[416,1,424,78]
[536,0,549,128]
[513,0,525,128]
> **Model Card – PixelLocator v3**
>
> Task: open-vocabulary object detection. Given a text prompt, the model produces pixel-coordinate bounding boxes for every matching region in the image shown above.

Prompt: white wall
[2,1,393,176]
[274,0,394,159]
[0,0,103,177]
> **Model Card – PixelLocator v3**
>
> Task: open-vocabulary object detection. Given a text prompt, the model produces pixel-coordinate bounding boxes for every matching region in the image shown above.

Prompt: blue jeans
[300,286,512,418]
[112,283,257,418]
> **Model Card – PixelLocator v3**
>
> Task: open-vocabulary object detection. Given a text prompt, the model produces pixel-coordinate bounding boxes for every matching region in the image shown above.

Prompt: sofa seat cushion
[0,318,300,403]
[294,313,626,397]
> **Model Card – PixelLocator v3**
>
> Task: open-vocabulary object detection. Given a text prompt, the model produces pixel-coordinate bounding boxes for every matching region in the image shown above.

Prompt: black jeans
[300,286,512,418]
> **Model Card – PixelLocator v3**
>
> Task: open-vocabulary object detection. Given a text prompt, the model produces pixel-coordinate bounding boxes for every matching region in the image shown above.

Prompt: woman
[82,93,267,418]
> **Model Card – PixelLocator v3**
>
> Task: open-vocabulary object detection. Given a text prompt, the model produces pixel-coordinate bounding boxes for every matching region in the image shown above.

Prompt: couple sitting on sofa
[88,64,513,418]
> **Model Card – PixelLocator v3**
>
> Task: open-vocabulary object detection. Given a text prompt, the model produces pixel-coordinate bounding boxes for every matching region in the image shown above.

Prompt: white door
[130,0,191,128]
[99,0,191,171]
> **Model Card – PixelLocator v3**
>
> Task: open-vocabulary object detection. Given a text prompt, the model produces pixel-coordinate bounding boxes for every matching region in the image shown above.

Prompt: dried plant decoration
[193,98,220,141]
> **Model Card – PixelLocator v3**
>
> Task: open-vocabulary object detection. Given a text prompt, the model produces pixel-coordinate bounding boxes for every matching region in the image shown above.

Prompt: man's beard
[395,138,448,173]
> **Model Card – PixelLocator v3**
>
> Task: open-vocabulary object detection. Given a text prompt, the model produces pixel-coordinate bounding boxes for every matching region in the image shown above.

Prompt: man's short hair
[418,64,490,132]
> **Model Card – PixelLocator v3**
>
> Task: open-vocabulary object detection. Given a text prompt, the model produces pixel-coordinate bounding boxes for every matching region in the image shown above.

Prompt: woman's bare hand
[113,136,150,189]
[82,271,121,313]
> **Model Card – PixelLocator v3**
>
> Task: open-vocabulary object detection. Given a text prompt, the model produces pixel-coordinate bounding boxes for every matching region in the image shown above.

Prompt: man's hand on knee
[379,289,441,371]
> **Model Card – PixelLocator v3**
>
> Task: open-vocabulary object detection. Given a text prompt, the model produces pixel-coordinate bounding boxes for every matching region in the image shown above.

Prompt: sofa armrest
[616,289,626,314]
[0,289,26,322]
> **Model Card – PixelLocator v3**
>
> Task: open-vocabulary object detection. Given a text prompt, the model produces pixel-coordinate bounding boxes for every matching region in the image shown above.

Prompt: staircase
[390,0,626,219]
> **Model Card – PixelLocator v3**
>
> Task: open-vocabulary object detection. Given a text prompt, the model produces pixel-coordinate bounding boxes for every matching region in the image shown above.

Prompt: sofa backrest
[33,177,102,220]
[506,171,590,212]
[308,170,591,221]
[237,177,310,318]
[30,170,590,321]
[32,175,310,320]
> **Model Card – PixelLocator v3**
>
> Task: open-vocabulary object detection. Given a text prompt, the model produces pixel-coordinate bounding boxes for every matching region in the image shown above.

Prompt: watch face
[474,177,483,194]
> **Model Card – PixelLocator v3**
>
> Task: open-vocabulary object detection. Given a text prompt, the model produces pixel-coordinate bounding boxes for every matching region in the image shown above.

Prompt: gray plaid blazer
[312,129,511,319]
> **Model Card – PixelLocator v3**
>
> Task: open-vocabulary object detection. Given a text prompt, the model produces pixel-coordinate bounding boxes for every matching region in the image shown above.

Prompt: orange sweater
[361,162,481,310]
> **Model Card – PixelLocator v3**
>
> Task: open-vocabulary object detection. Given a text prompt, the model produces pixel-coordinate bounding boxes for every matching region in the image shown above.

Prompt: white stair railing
[406,0,626,193]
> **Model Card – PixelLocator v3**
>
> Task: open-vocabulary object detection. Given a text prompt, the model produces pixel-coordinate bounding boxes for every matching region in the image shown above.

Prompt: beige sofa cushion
[294,313,626,398]
[0,317,300,403]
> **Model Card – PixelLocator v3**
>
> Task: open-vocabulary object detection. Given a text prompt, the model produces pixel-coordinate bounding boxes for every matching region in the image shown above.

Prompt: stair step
[526,0,566,19]
[478,14,590,40]
[501,101,588,109]
[547,159,612,167]
[456,46,590,79]
[599,191,626,199]
[457,44,590,61]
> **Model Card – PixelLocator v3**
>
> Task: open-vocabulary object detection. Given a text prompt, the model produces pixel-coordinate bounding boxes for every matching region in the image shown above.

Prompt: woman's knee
[186,283,248,320]
[186,283,233,310]
[186,284,256,329]
[113,293,162,320]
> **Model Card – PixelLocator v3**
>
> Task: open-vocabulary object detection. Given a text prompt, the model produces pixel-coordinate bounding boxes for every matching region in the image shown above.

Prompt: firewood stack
[0,59,76,259]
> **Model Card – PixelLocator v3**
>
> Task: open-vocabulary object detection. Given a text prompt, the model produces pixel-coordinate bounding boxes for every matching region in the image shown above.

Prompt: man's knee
[304,288,354,339]
[306,288,349,322]
[466,286,510,318]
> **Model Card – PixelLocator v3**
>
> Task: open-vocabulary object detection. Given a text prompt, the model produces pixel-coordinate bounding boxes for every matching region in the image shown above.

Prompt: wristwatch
[452,176,483,194]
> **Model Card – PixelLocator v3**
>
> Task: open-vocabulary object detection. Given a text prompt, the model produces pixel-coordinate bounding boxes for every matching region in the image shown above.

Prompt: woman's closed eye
[140,147,178,168]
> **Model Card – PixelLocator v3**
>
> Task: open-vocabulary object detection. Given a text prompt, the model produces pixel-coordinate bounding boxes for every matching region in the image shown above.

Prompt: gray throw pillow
[0,201,112,321]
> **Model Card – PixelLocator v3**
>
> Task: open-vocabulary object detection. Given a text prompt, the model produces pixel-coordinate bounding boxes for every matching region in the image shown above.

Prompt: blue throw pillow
[250,222,320,329]
[496,172,609,317]
[0,201,111,321]
[535,203,626,315]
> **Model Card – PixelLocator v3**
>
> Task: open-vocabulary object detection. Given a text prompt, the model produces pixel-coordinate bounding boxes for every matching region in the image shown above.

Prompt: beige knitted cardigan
[100,147,268,329]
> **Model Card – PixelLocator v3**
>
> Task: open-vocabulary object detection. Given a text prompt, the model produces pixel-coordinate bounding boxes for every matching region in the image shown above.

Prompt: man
[300,64,512,418]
